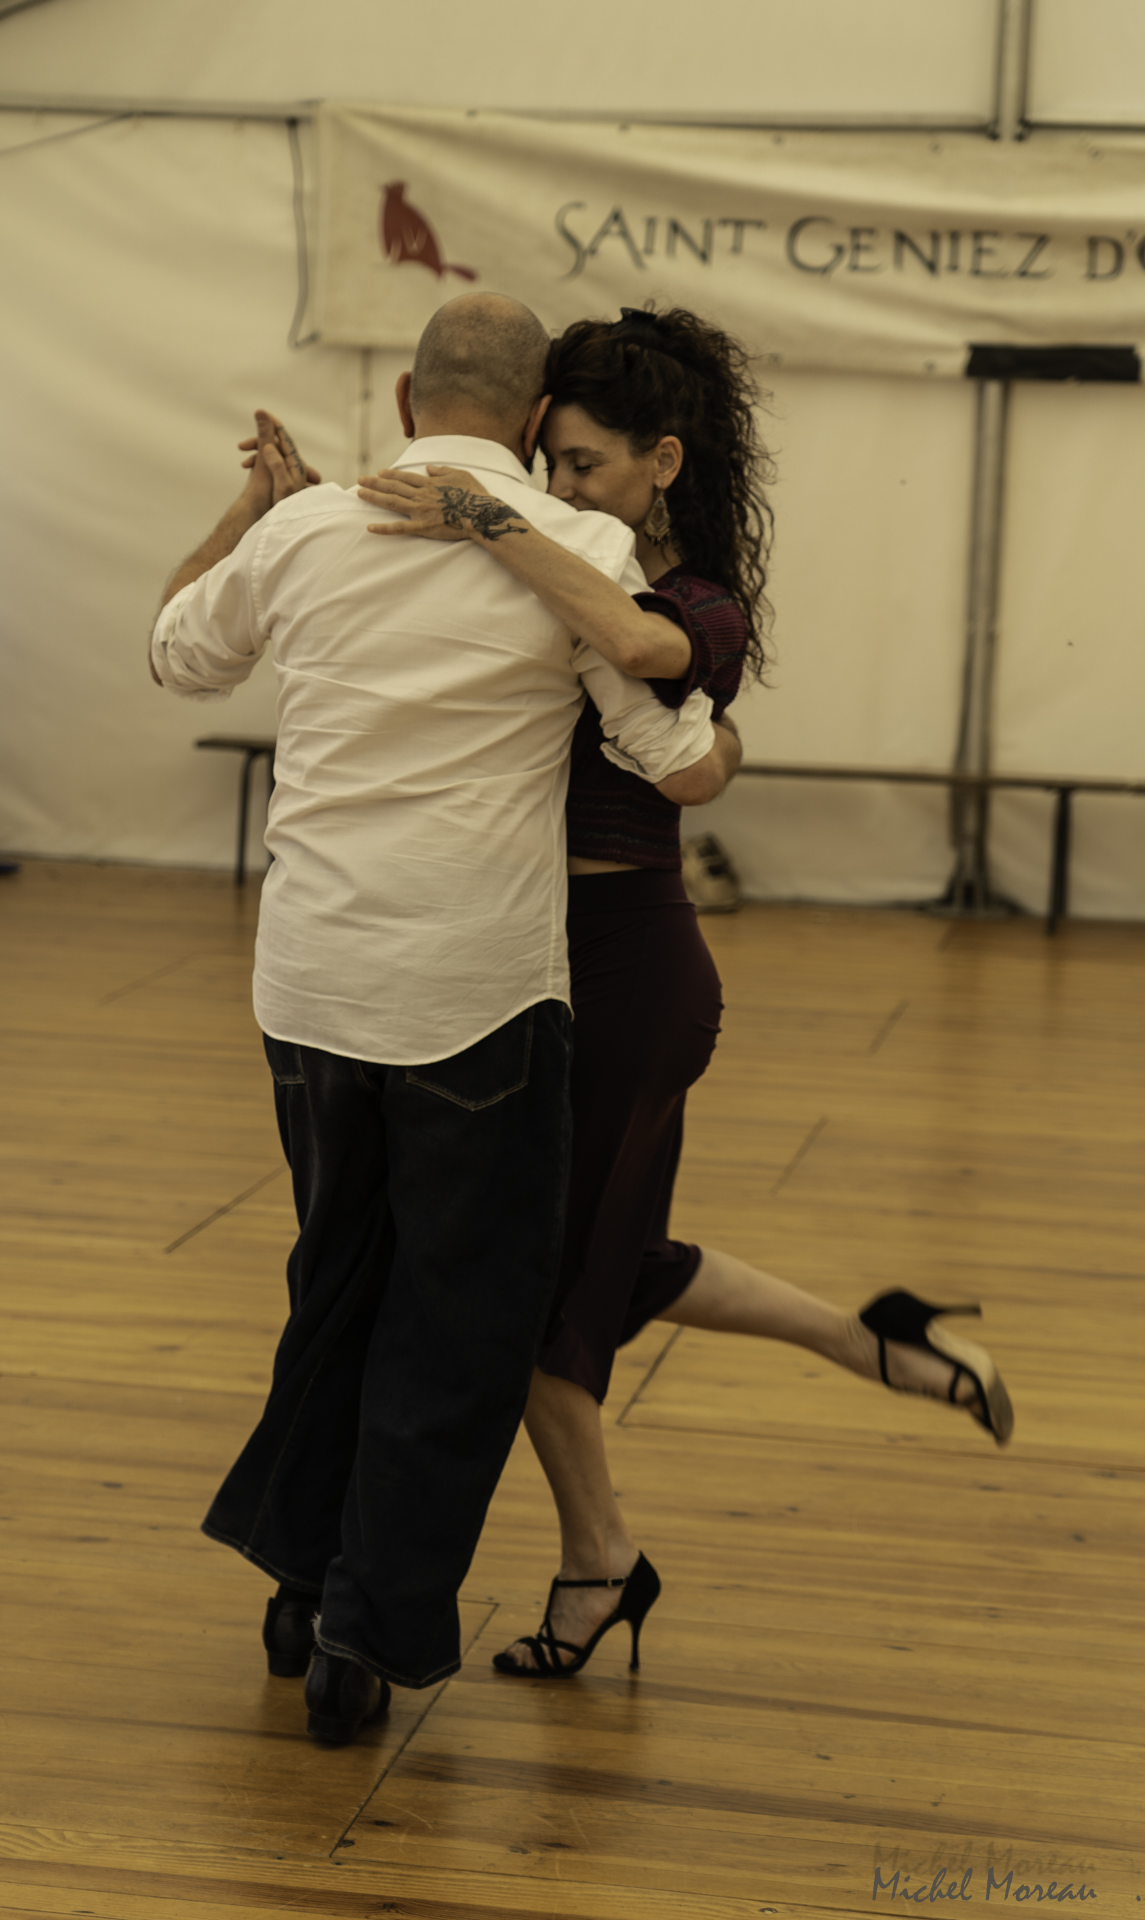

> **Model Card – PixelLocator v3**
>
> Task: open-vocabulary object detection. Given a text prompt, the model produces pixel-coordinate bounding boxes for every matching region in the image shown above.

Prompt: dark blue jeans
[202,1000,572,1688]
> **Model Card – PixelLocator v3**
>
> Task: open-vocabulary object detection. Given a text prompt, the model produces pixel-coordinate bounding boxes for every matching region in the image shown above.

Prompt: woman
[359,305,1013,1678]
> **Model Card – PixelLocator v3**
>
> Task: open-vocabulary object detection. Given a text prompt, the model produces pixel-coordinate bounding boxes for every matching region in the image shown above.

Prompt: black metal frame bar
[196,738,276,886]
[1048,787,1074,936]
[234,748,275,887]
[737,765,1145,935]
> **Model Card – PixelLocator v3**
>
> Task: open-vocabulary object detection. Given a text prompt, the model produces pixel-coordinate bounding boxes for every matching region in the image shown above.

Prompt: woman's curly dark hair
[544,306,774,678]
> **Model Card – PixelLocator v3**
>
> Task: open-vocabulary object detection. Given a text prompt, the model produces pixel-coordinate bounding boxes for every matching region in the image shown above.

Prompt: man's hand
[154,412,321,645]
[238,410,322,510]
[357,465,528,544]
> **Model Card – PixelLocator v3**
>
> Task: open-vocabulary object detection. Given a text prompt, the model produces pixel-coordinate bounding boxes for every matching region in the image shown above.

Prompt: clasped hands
[237,410,322,514]
[233,407,495,547]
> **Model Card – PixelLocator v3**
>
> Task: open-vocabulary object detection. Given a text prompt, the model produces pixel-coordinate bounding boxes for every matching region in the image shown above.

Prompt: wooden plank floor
[1,861,1142,1919]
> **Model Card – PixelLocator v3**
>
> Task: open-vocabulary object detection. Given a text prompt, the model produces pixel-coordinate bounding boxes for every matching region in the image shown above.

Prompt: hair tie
[614,307,664,334]
[611,307,685,368]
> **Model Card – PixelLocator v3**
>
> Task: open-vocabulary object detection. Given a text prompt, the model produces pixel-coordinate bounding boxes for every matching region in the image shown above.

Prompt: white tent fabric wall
[0,113,360,865]
[0,0,999,121]
[1,0,1143,915]
[693,372,1145,919]
[990,382,1145,919]
[1029,0,1145,123]
[688,369,977,907]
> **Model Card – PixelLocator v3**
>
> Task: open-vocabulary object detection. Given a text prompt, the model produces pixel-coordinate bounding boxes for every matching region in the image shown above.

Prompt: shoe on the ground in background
[493,1550,661,1677]
[262,1586,318,1677]
[681,834,741,913]
[304,1647,390,1744]
[0,861,19,876]
[859,1289,1014,1446]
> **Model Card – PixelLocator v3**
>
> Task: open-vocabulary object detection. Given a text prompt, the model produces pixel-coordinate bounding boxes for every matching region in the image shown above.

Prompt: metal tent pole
[945,378,1010,912]
[993,0,1033,142]
[936,0,1032,917]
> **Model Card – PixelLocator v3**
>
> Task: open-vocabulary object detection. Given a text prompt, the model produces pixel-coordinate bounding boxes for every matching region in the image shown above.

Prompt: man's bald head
[409,294,550,432]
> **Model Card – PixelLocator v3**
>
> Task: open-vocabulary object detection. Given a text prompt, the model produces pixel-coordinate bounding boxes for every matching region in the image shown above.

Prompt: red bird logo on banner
[379,182,478,282]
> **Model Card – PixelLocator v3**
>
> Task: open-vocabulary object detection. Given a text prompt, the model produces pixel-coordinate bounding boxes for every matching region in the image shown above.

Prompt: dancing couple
[150,291,1011,1747]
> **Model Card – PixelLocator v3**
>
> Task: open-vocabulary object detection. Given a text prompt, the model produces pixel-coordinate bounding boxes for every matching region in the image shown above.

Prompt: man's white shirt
[151,436,715,1064]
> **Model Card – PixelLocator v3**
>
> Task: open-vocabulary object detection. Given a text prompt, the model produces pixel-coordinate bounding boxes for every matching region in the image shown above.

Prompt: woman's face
[543,404,682,531]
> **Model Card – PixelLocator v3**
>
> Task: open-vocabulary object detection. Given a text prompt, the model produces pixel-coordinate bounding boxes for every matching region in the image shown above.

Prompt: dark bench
[737,764,1145,933]
[196,735,1141,929]
[195,736,276,885]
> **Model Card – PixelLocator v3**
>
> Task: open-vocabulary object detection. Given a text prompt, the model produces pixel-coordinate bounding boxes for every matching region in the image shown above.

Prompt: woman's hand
[357,466,528,544]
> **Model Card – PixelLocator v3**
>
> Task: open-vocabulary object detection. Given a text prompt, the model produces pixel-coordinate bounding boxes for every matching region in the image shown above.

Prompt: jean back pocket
[405,1007,534,1111]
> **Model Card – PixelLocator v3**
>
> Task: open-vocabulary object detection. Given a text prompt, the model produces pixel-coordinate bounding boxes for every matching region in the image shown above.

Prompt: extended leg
[508,1247,989,1669]
[661,1248,980,1403]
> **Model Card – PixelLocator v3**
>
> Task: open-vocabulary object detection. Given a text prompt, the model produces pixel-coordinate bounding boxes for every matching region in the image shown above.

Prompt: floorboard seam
[96,953,196,1006]
[867,998,909,1054]
[330,1602,502,1856]
[163,1166,286,1254]
[772,1117,829,1194]
[615,1326,684,1426]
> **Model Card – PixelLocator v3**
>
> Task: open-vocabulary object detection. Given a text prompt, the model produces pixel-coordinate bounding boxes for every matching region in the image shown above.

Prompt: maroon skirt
[537,869,723,1403]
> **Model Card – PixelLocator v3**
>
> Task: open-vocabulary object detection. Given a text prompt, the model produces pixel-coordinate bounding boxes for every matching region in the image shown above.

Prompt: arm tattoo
[438,486,527,542]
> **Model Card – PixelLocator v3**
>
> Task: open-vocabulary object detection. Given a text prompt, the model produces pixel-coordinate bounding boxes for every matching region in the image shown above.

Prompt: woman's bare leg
[660,1248,979,1403]
[499,1368,637,1670]
[504,1253,981,1669]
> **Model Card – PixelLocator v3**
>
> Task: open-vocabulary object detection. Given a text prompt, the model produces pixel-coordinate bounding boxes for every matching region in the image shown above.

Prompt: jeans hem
[315,1626,462,1691]
[199,1519,322,1595]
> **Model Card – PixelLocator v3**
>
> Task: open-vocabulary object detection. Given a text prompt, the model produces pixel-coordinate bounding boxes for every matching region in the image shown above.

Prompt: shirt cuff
[599,689,715,782]
[150,584,233,701]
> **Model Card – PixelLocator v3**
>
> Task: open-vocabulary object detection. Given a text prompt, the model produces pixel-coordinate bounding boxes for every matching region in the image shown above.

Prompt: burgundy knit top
[566,566,749,871]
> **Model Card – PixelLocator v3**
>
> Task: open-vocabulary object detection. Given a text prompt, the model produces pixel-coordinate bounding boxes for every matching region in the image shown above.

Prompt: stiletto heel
[493,1551,661,1677]
[859,1289,1014,1447]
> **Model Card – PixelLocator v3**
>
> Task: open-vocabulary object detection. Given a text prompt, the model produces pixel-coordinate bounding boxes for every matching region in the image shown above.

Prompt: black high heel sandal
[859,1289,1014,1447]
[493,1551,661,1677]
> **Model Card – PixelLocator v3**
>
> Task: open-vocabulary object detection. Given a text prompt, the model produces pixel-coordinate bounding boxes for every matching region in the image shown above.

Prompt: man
[150,293,725,1746]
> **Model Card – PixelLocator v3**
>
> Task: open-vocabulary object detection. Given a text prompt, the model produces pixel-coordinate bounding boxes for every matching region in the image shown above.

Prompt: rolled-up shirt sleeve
[150,523,269,700]
[574,644,715,783]
[571,546,715,782]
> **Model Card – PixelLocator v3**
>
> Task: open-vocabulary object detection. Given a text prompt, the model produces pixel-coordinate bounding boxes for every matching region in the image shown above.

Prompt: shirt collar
[392,436,533,488]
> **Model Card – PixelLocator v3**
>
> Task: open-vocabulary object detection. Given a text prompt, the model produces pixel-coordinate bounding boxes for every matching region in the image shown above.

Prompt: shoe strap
[512,1572,633,1673]
[552,1574,627,1589]
[944,1359,993,1435]
[519,1629,571,1674]
[517,1622,595,1674]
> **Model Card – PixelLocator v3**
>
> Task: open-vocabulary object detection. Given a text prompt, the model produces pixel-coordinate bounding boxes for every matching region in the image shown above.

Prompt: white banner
[311,106,1145,377]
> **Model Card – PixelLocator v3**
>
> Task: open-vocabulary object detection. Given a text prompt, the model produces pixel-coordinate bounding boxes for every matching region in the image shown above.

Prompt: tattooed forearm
[438,487,528,542]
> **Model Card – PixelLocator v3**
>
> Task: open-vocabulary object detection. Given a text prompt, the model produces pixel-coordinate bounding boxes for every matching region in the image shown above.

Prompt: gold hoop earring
[643,488,672,547]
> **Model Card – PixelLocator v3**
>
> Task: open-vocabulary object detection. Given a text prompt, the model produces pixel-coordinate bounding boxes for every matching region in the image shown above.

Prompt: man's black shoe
[262,1589,318,1677]
[304,1649,390,1745]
